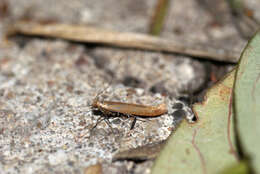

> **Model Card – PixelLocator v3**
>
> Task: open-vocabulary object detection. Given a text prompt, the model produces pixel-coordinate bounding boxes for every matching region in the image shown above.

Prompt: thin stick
[149,0,170,35]
[8,21,240,63]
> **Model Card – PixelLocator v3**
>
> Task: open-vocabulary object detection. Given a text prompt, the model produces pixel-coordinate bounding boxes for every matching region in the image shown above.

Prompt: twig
[8,21,241,63]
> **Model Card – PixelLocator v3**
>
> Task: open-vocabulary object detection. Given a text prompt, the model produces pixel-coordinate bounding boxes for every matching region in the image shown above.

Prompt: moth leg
[104,118,115,134]
[123,114,136,130]
[130,116,137,130]
[100,110,116,133]
[90,116,106,132]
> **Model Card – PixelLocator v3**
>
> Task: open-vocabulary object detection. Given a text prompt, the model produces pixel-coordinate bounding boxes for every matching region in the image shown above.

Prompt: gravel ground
[0,0,259,173]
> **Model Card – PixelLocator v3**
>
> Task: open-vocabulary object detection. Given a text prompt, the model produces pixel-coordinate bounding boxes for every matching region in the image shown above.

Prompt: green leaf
[151,69,238,174]
[234,30,260,173]
[218,161,249,174]
[149,0,170,35]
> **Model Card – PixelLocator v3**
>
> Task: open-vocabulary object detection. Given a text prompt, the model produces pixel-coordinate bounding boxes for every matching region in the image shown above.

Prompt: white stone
[48,150,68,166]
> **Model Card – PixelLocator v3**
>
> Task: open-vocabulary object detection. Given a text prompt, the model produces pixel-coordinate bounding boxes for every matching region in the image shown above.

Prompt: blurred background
[0,0,260,174]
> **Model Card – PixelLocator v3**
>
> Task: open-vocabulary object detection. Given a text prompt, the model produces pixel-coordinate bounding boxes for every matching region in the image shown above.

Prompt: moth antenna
[93,83,110,103]
[107,56,123,87]
[92,57,124,103]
